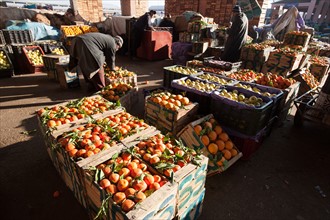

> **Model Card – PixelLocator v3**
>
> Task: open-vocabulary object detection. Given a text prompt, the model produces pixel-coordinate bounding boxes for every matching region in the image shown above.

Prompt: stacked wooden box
[240,44,273,72]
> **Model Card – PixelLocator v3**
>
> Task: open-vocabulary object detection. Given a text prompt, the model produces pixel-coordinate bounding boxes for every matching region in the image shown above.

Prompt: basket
[163,65,203,88]
[2,29,34,44]
[210,86,273,136]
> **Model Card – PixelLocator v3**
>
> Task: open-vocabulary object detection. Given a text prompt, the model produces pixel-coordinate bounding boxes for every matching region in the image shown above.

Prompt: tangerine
[207,143,218,155]
[117,179,129,192]
[219,133,229,142]
[214,125,223,135]
[222,149,232,160]
[194,125,203,135]
[201,135,210,146]
[225,141,234,150]
[230,148,238,157]
[215,139,225,151]
[106,184,117,194]
[113,192,126,204]
[121,199,135,212]
[208,131,217,141]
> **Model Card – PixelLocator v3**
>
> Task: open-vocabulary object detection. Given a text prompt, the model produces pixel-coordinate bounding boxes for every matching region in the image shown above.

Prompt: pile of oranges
[104,67,135,79]
[131,133,196,178]
[58,112,149,160]
[149,92,190,111]
[38,96,116,129]
[194,117,238,167]
[100,83,133,102]
[96,151,167,212]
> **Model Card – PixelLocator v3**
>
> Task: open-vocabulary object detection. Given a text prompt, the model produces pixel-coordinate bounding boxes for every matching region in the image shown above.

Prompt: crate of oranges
[178,114,242,176]
[82,148,178,220]
[145,91,199,135]
[123,132,208,216]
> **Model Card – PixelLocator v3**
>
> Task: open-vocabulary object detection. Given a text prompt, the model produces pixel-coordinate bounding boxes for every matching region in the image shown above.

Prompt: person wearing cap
[69,32,123,91]
[221,5,248,62]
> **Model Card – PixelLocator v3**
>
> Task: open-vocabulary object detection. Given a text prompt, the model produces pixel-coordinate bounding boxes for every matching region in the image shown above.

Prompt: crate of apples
[178,114,242,175]
[83,150,178,219]
[228,69,264,82]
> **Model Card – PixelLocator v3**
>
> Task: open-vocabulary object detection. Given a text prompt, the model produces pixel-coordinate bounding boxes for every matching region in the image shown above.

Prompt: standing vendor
[69,32,123,91]
[131,10,156,57]
[221,5,248,62]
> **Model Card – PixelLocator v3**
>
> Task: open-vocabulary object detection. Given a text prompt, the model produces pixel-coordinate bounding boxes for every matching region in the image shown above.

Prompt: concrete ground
[0,55,329,220]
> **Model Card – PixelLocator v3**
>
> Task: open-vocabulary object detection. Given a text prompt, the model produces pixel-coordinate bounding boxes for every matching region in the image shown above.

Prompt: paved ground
[0,55,329,220]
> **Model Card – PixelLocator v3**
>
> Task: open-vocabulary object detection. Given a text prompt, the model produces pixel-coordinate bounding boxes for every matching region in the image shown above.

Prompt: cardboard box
[56,63,80,89]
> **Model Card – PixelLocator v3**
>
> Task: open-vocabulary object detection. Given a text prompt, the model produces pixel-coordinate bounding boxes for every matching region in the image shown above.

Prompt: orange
[201,135,210,146]
[143,175,155,186]
[113,192,126,204]
[132,180,148,192]
[119,168,130,178]
[122,199,135,212]
[117,179,129,192]
[174,100,182,107]
[149,156,160,165]
[222,149,232,160]
[208,118,216,124]
[99,178,111,189]
[134,191,146,203]
[149,182,161,191]
[194,125,203,135]
[214,125,223,135]
[104,184,117,195]
[230,148,238,157]
[181,97,190,105]
[131,168,143,178]
[125,188,136,198]
[225,141,234,150]
[215,139,225,151]
[109,173,120,184]
[219,133,229,142]
[204,121,213,129]
[127,162,138,171]
[208,131,217,142]
[207,143,218,155]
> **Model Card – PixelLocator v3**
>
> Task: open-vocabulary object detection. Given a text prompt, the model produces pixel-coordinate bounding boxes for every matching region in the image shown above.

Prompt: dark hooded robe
[221,12,248,62]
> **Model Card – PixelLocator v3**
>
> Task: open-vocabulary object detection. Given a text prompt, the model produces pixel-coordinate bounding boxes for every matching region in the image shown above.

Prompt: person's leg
[90,66,105,91]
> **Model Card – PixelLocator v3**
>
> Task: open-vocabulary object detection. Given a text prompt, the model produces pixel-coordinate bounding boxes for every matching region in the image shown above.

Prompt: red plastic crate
[22,45,45,73]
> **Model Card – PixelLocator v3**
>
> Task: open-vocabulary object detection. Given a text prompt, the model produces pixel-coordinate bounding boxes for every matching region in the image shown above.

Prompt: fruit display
[228,69,263,82]
[234,82,277,97]
[175,78,221,93]
[255,72,296,89]
[92,151,168,213]
[25,49,43,66]
[147,92,191,111]
[80,25,99,33]
[260,39,282,48]
[51,47,66,55]
[61,26,84,37]
[167,65,200,75]
[192,116,239,170]
[104,67,135,79]
[0,50,11,69]
[300,69,319,89]
[56,111,150,160]
[215,88,266,107]
[273,47,301,57]
[37,96,119,129]
[96,111,149,141]
[100,83,133,102]
[130,133,198,178]
[309,56,329,66]
[57,123,118,160]
[186,60,204,69]
[198,66,224,75]
[243,43,270,51]
[196,73,236,85]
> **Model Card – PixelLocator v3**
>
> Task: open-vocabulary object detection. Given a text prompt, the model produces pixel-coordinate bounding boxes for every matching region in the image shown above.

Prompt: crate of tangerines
[145,91,199,135]
[82,148,179,220]
[99,82,137,112]
[104,66,137,88]
[178,114,242,176]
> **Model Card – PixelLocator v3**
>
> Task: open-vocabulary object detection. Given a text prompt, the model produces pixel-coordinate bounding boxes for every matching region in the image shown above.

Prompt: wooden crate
[240,45,273,62]
[119,87,138,112]
[175,188,205,220]
[266,51,304,72]
[105,74,137,88]
[309,63,329,82]
[177,114,242,176]
[144,97,199,135]
[122,133,208,216]
[36,95,125,139]
[82,147,178,220]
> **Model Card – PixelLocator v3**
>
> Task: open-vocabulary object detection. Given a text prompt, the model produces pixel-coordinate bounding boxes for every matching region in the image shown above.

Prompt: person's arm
[147,14,155,31]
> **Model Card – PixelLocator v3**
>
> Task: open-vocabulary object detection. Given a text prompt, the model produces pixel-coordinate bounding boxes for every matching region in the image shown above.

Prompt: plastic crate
[232,81,284,119]
[192,72,237,86]
[0,47,14,78]
[48,44,69,55]
[163,65,202,88]
[210,86,273,136]
[171,77,222,114]
[2,29,34,44]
